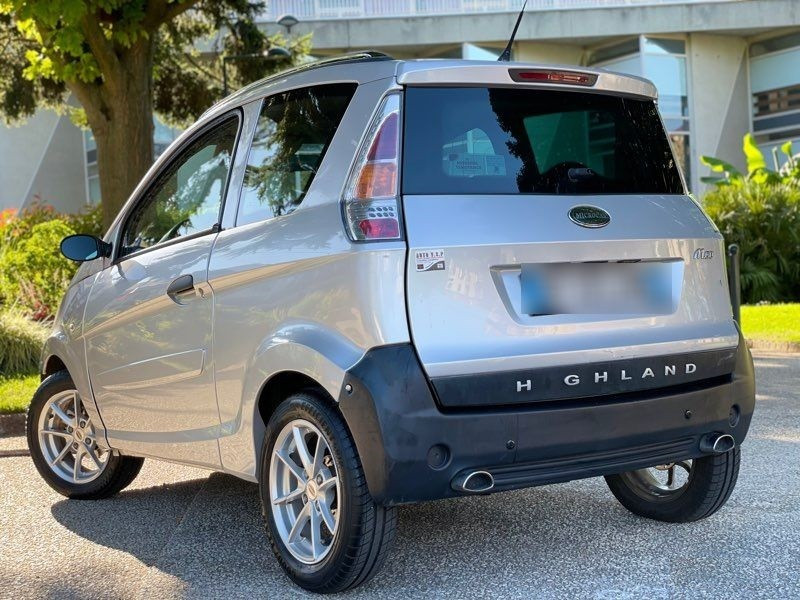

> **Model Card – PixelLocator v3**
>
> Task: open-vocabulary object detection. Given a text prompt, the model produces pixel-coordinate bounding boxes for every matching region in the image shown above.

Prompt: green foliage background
[704,183,800,303]
[0,202,102,320]
[0,306,49,373]
[702,135,800,304]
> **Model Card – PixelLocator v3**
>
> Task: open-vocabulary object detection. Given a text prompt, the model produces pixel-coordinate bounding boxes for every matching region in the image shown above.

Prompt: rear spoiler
[396,63,657,100]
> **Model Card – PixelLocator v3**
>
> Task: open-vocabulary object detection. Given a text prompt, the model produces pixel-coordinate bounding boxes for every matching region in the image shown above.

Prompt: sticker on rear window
[415,249,446,272]
[442,153,506,177]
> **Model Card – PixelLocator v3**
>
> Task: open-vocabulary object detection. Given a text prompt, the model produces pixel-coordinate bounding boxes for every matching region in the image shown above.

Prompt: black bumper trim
[338,333,755,506]
[432,347,738,408]
[468,436,696,492]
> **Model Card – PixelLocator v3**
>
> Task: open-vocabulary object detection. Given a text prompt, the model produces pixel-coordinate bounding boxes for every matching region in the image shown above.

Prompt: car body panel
[41,276,105,436]
[207,204,408,480]
[82,234,222,467]
[403,194,738,381]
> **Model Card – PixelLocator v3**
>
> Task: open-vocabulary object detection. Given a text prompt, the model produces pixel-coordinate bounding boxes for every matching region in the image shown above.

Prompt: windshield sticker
[415,249,446,272]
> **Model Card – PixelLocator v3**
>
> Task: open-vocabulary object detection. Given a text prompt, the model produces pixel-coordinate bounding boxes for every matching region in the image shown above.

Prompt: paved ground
[1,354,798,599]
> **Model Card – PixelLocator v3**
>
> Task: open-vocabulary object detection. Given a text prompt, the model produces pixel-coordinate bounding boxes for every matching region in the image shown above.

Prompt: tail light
[343,94,403,241]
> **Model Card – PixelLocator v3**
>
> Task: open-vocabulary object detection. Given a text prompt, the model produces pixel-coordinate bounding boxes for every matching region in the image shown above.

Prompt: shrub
[66,203,104,238]
[0,201,61,243]
[703,182,800,303]
[0,220,77,319]
[0,307,49,374]
[701,134,799,188]
[0,201,101,320]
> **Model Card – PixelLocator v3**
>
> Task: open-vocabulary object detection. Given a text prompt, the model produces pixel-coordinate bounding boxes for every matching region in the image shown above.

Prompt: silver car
[28,54,755,593]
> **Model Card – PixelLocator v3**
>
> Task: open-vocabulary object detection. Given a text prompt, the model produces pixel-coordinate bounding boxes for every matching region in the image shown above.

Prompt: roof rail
[210,51,395,111]
[268,50,394,79]
[313,50,394,64]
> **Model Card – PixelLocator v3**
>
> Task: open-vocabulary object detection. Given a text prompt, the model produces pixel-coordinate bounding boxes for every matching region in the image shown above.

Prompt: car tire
[260,390,397,594]
[26,370,144,500]
[605,447,740,523]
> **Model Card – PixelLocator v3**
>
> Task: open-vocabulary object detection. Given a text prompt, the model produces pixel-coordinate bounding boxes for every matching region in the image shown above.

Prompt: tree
[0,1,311,228]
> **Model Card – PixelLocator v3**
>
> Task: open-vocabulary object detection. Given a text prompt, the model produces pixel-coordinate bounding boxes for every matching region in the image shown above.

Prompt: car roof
[202,53,657,123]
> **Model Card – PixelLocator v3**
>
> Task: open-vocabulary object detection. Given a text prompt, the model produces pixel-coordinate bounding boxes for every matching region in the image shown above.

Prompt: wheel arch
[253,370,340,477]
[42,354,67,380]
[38,335,106,442]
[216,324,366,481]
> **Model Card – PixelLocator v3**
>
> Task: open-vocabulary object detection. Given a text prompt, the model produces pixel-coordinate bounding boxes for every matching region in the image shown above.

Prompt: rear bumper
[338,333,755,505]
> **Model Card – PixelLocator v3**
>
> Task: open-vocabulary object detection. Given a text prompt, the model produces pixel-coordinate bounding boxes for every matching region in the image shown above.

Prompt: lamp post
[222,47,291,97]
[277,14,299,35]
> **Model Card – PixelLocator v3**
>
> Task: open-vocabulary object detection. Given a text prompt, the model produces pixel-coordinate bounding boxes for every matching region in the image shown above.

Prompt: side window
[237,83,357,226]
[120,116,239,258]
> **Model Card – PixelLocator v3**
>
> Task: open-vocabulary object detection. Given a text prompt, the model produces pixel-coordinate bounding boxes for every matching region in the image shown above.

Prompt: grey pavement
[1,354,798,599]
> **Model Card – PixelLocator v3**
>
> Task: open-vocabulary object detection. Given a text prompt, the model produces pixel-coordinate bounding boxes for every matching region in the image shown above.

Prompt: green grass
[0,372,38,414]
[741,303,800,345]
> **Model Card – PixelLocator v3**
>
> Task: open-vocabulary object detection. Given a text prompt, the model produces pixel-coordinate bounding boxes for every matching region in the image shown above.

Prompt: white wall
[0,109,87,214]
[0,110,59,211]
[514,41,585,65]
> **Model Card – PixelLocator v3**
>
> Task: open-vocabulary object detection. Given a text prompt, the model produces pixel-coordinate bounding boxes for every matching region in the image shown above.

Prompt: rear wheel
[605,447,740,523]
[26,371,144,499]
[260,391,397,593]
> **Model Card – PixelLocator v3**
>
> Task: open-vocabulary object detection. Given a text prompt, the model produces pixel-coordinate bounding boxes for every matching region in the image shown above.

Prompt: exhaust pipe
[700,433,735,454]
[452,470,495,494]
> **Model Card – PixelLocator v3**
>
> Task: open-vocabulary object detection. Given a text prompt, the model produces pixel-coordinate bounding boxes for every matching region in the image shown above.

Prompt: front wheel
[605,447,740,523]
[260,391,397,594]
[26,371,144,499]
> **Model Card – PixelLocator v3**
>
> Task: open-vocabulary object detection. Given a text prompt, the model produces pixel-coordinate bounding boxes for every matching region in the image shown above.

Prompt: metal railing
[266,0,738,20]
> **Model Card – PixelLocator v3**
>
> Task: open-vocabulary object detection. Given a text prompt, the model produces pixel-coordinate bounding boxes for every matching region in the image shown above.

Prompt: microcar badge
[568,205,611,228]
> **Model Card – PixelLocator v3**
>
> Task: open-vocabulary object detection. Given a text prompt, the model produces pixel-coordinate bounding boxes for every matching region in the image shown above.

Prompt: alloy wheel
[37,390,110,484]
[269,419,341,565]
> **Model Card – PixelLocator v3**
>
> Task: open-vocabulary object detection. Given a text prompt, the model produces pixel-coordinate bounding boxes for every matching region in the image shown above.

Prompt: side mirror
[60,234,112,262]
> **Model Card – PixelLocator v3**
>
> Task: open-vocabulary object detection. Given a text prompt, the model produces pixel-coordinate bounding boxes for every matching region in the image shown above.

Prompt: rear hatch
[399,65,738,408]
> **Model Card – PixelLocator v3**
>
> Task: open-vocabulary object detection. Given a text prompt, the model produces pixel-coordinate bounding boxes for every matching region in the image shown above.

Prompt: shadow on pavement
[48,469,627,597]
[51,476,212,566]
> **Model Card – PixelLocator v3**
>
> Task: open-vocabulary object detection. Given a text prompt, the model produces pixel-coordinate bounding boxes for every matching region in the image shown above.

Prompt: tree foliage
[0,1,312,226]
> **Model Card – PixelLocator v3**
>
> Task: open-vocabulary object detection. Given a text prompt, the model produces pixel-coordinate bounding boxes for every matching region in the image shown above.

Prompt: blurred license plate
[521,261,677,316]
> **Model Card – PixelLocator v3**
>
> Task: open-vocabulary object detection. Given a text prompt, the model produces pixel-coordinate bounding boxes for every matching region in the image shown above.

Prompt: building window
[749,33,800,166]
[588,36,691,185]
[83,131,100,205]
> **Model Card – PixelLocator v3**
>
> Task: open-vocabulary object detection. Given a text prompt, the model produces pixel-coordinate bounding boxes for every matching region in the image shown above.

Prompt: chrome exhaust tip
[452,470,495,493]
[700,433,735,454]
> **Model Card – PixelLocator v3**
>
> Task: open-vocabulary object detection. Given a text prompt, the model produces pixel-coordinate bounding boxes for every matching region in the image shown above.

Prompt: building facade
[1,0,798,213]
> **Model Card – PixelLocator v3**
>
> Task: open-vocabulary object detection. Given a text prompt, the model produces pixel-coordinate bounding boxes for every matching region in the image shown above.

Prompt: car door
[83,113,241,467]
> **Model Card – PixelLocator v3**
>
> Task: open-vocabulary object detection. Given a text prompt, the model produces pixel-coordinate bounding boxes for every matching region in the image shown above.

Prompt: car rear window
[402,87,684,195]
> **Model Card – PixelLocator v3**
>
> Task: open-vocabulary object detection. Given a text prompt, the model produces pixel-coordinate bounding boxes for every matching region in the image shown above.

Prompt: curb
[0,412,26,437]
[747,338,800,354]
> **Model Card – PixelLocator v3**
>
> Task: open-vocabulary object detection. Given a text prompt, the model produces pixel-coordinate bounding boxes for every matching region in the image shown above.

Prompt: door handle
[167,274,194,299]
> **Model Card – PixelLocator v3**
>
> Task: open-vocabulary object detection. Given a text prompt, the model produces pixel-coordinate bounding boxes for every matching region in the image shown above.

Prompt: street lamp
[222,47,291,96]
[277,14,299,35]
